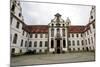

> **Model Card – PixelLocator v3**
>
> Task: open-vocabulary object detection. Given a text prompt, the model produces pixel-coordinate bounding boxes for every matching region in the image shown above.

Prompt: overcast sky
[20,0,93,25]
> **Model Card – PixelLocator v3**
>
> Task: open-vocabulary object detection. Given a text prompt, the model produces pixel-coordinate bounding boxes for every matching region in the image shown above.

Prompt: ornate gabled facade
[10,0,95,55]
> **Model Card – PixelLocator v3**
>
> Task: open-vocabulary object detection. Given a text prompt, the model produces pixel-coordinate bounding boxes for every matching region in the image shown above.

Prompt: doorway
[56,40,60,53]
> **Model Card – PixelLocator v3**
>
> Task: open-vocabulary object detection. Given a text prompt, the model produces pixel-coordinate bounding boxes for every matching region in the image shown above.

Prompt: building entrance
[56,40,61,53]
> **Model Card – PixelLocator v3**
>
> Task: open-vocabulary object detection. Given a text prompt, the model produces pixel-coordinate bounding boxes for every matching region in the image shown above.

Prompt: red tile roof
[23,20,95,33]
[68,26,85,33]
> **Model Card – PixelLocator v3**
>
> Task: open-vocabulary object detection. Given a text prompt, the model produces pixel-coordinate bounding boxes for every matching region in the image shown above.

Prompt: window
[68,34,70,37]
[63,40,66,48]
[16,22,20,28]
[51,29,54,37]
[34,41,37,47]
[62,29,65,36]
[40,34,43,38]
[92,23,95,29]
[29,41,32,47]
[26,32,28,37]
[72,34,74,37]
[19,13,21,17]
[52,24,54,27]
[91,16,93,19]
[91,37,93,44]
[78,48,80,51]
[51,40,54,48]
[45,34,48,38]
[88,38,90,44]
[11,4,15,12]
[76,34,78,37]
[85,40,87,45]
[63,24,64,27]
[87,30,89,35]
[13,34,18,44]
[68,40,71,46]
[81,34,83,37]
[20,39,23,47]
[77,40,79,46]
[45,41,48,47]
[39,49,42,53]
[22,31,24,36]
[35,34,37,38]
[11,16,13,24]
[11,48,15,53]
[25,41,27,47]
[81,40,84,45]
[30,34,32,38]
[20,49,22,53]
[72,40,75,46]
[40,41,42,47]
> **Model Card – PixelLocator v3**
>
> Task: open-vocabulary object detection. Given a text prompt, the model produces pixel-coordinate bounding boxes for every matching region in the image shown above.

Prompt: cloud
[20,1,92,25]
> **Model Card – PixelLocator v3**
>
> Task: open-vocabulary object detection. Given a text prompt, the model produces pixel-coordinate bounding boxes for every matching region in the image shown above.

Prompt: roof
[68,26,85,33]
[23,20,95,33]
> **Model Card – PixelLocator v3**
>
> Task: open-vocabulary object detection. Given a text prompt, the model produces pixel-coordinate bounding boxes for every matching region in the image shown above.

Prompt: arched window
[29,41,32,47]
[20,39,23,47]
[51,40,54,48]
[40,41,42,47]
[34,41,37,47]
[25,41,27,47]
[13,34,18,44]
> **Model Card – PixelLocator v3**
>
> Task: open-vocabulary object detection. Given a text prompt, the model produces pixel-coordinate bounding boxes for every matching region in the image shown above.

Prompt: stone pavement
[11,52,95,66]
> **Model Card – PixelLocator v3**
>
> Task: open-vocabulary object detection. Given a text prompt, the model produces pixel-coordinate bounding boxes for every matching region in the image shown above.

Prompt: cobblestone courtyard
[11,52,95,66]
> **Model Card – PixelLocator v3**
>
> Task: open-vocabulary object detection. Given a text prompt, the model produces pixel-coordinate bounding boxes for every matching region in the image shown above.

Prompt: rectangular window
[92,23,95,29]
[16,22,20,28]
[51,29,54,37]
[88,38,90,44]
[73,40,75,46]
[40,34,43,38]
[77,40,79,46]
[22,31,24,36]
[81,34,83,37]
[30,34,32,38]
[62,29,65,37]
[72,34,74,37]
[68,40,71,46]
[81,40,84,45]
[35,34,38,38]
[76,34,78,37]
[45,41,48,47]
[85,40,87,45]
[45,34,48,38]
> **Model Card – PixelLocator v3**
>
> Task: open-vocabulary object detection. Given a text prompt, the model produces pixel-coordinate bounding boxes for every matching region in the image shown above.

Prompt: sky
[20,0,93,25]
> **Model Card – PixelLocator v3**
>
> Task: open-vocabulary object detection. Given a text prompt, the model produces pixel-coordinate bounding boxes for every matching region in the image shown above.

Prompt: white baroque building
[11,0,95,55]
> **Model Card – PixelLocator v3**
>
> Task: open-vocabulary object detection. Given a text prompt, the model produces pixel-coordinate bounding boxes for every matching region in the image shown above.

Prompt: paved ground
[11,52,95,66]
